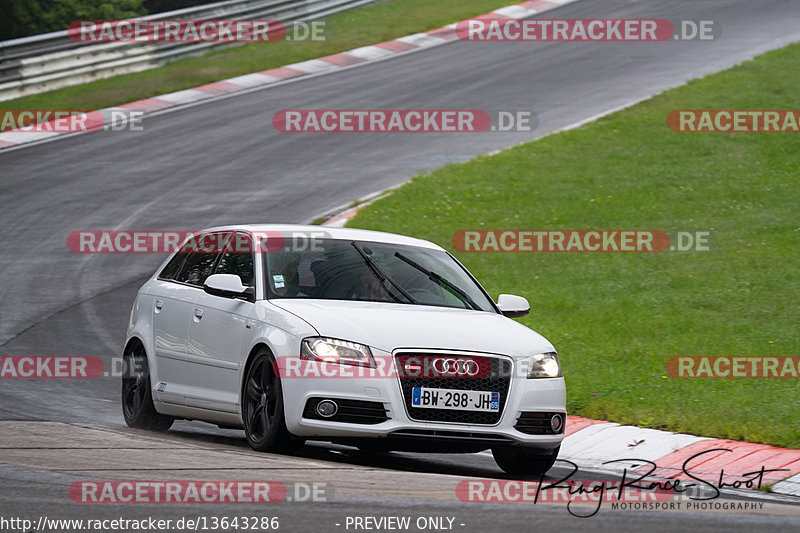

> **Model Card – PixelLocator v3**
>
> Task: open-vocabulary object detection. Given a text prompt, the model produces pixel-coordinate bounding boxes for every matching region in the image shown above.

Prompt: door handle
[194,308,204,318]
[155,299,164,310]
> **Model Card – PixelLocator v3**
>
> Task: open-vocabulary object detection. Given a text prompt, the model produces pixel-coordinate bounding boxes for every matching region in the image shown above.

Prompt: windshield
[263,238,496,312]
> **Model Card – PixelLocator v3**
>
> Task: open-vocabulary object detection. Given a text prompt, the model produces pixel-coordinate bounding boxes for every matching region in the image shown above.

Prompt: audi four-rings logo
[431,358,480,376]
[400,356,485,377]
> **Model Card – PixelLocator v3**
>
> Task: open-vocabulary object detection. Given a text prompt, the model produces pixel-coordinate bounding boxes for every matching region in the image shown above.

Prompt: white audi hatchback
[122,225,566,474]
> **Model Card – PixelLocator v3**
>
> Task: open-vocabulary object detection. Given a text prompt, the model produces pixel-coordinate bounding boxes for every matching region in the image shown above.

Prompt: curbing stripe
[0,130,60,144]
[346,45,397,60]
[374,40,418,52]
[523,0,560,8]
[260,66,307,80]
[425,26,459,41]
[195,80,247,95]
[395,32,450,48]
[225,73,282,87]
[642,439,800,486]
[322,53,369,66]
[323,207,364,227]
[562,424,709,465]
[493,5,538,18]
[564,415,607,436]
[156,89,210,104]
[560,422,619,456]
[561,421,800,492]
[118,97,172,112]
[289,59,341,74]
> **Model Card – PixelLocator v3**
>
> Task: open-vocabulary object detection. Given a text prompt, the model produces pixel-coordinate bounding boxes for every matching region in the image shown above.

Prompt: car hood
[268,299,554,358]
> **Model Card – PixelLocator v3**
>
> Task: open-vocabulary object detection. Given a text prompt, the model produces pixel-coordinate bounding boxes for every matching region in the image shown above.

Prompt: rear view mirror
[496,294,530,318]
[204,274,253,300]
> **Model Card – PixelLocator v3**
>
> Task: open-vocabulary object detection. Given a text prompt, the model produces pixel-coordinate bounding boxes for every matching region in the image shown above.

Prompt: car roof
[199,224,445,251]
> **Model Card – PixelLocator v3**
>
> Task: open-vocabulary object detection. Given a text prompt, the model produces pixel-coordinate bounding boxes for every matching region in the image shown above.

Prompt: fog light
[550,414,563,433]
[316,399,338,418]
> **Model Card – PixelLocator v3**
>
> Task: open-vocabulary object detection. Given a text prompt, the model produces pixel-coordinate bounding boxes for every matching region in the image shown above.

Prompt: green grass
[1,0,512,110]
[348,43,800,448]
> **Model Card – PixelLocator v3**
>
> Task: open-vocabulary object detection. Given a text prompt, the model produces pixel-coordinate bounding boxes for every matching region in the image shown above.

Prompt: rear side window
[214,233,255,287]
[158,252,185,280]
[173,233,229,287]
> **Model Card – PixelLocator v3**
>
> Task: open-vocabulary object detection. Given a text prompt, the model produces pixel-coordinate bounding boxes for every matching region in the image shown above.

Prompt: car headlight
[527,352,561,378]
[301,337,373,367]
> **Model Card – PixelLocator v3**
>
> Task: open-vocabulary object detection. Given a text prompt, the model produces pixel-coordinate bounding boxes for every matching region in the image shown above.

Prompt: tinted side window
[174,233,227,286]
[159,252,185,280]
[215,233,255,287]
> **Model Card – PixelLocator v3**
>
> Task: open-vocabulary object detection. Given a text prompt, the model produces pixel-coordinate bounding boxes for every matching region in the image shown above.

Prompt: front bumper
[279,349,566,449]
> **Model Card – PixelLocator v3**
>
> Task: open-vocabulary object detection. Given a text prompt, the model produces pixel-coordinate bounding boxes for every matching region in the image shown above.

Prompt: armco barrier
[0,0,376,102]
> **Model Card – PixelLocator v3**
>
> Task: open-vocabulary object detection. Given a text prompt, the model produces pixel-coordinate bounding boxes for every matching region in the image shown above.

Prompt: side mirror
[496,294,530,318]
[204,274,254,300]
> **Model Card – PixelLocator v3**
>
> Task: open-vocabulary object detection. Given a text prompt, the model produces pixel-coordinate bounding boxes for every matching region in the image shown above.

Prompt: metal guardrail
[0,0,375,102]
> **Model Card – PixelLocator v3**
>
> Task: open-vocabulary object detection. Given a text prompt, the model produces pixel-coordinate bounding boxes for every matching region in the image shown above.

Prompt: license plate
[411,387,499,412]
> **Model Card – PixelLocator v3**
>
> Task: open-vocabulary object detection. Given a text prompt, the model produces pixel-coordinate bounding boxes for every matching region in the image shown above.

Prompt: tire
[492,445,560,476]
[121,341,174,431]
[242,350,301,453]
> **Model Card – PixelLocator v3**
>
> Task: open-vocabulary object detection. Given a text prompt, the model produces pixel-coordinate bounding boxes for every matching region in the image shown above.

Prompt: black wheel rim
[244,357,278,442]
[122,344,147,419]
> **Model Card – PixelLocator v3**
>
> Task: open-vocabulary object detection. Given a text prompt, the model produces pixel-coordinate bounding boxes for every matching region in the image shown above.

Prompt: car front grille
[394,352,512,425]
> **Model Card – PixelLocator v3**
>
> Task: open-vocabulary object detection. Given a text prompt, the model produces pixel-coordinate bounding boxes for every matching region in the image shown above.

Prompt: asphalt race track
[1,0,800,530]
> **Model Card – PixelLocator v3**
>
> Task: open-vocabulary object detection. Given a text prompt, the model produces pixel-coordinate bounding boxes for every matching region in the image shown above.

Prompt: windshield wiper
[394,252,482,311]
[351,241,418,304]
